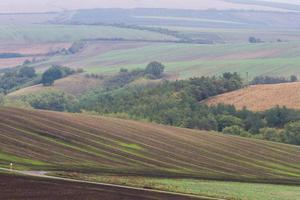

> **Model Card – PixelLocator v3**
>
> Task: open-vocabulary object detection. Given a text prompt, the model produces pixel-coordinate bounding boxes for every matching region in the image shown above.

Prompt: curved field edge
[0,107,300,184]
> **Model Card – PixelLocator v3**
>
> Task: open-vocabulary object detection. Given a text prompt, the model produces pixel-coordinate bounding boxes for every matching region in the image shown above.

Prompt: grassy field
[0,24,178,43]
[205,82,300,111]
[0,107,300,184]
[29,40,300,79]
[53,174,300,200]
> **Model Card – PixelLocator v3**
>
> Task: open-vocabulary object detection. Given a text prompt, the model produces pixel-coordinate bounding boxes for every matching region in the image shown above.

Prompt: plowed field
[0,107,300,184]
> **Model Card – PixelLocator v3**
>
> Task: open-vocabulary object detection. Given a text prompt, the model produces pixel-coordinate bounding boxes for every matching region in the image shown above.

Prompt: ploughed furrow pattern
[1,107,300,184]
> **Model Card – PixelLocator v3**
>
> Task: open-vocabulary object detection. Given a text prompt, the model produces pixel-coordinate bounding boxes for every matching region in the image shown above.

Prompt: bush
[290,75,298,82]
[284,121,300,145]
[223,125,250,137]
[24,90,80,112]
[259,128,285,142]
[41,65,75,86]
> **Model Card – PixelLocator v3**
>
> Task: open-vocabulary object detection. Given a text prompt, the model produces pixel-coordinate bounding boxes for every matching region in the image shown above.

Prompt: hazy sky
[1,0,300,13]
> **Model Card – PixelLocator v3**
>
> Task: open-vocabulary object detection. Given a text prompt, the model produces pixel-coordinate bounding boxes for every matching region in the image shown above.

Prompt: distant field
[0,42,71,68]
[157,26,300,43]
[30,41,300,79]
[205,82,300,111]
[0,24,178,43]
[0,107,300,184]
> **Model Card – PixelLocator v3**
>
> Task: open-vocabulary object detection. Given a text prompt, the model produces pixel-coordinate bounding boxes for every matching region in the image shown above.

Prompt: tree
[290,75,298,82]
[18,66,36,78]
[244,113,266,133]
[264,106,300,127]
[284,121,300,145]
[120,68,128,73]
[145,61,165,78]
[41,66,63,86]
[248,36,262,43]
[41,65,75,86]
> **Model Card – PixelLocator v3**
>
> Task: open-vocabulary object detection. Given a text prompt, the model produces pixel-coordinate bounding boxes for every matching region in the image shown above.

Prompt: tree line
[2,62,300,145]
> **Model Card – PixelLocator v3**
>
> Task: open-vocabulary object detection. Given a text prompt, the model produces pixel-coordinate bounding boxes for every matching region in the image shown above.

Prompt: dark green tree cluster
[79,72,300,145]
[249,36,262,43]
[144,61,165,79]
[0,66,37,94]
[80,73,243,127]
[251,75,298,85]
[23,90,80,113]
[41,65,75,86]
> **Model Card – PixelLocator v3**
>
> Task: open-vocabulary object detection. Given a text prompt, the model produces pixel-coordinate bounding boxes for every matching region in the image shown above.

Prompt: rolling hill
[7,74,103,97]
[205,82,300,111]
[0,107,300,184]
[28,41,300,79]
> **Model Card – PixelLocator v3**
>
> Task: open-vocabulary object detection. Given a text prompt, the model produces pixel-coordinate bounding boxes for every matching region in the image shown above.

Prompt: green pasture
[0,24,178,42]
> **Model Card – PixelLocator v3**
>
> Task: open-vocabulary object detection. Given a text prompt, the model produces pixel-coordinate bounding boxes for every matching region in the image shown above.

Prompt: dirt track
[0,173,209,200]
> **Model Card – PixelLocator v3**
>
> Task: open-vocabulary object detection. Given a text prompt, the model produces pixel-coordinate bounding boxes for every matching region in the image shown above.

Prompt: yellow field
[205,82,300,111]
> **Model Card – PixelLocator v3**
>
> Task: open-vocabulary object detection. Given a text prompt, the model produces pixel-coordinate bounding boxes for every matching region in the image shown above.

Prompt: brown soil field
[205,82,300,111]
[0,173,204,200]
[0,107,300,184]
[8,74,103,97]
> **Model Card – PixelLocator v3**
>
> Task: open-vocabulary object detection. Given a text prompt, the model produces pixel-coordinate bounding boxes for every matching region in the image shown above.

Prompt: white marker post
[10,163,13,171]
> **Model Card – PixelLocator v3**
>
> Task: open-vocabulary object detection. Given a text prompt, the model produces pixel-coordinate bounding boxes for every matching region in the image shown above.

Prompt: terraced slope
[0,107,300,184]
[205,82,300,111]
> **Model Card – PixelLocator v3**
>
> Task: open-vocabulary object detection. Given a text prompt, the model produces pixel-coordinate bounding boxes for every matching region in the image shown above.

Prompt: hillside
[28,41,300,79]
[205,82,300,111]
[8,74,103,97]
[0,107,300,184]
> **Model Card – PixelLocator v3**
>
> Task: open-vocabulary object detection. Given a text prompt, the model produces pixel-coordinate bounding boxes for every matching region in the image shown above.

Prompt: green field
[155,26,300,43]
[0,24,178,43]
[30,41,300,79]
[54,174,300,200]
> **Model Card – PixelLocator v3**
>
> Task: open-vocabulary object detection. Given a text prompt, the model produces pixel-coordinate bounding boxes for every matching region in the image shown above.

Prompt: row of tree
[251,75,297,85]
